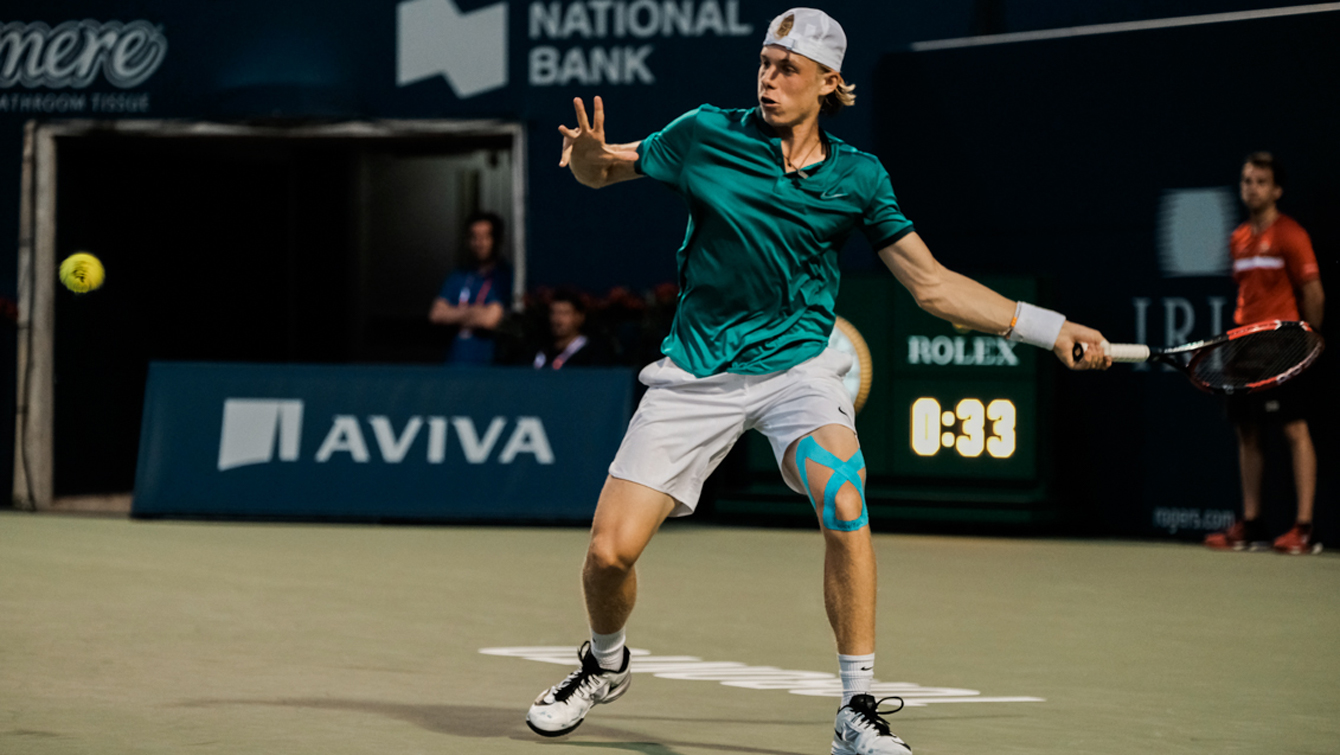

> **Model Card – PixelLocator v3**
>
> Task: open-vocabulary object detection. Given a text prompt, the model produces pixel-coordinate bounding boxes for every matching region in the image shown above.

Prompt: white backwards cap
[763,8,847,72]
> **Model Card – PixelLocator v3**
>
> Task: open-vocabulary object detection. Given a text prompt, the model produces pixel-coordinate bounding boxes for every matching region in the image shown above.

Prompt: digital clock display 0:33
[890,381,1037,481]
[911,397,1016,458]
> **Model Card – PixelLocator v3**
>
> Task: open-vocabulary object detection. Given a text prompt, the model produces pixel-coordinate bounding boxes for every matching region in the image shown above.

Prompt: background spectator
[533,288,612,368]
[429,211,512,364]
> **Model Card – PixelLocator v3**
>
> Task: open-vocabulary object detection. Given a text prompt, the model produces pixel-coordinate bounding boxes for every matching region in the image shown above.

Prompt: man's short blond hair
[818,64,856,116]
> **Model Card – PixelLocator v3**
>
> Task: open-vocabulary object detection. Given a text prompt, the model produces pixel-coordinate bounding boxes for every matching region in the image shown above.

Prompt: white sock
[590,628,626,671]
[838,653,875,706]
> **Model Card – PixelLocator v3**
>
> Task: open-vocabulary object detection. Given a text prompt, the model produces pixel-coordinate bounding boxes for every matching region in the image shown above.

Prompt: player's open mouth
[760,96,778,108]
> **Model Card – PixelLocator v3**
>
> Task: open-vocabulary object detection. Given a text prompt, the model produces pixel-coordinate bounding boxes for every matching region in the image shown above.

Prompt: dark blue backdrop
[3,0,1333,540]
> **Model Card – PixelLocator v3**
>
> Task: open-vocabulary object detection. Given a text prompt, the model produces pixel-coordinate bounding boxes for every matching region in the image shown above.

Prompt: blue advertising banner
[132,362,635,521]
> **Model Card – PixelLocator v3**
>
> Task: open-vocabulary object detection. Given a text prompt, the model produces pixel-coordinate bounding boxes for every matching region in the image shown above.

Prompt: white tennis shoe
[832,694,912,755]
[526,642,632,737]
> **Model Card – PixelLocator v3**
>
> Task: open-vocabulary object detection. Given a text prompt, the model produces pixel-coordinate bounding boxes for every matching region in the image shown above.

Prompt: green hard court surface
[2,511,1337,755]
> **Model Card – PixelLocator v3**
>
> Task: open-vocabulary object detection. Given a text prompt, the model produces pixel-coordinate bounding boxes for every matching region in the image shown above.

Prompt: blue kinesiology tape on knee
[795,436,868,532]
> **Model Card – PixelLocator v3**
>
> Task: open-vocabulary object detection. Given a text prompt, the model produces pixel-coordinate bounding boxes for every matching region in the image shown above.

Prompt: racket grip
[1106,343,1151,362]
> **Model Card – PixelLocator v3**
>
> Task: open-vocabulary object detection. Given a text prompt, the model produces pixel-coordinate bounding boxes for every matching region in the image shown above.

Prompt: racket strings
[1190,329,1322,390]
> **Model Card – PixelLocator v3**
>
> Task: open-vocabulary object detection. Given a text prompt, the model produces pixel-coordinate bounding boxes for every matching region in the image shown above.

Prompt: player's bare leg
[527,476,673,737]
[584,477,676,633]
[786,424,875,654]
[786,424,910,755]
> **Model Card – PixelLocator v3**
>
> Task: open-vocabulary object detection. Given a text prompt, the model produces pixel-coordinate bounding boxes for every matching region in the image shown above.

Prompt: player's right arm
[558,96,643,189]
[878,232,1111,370]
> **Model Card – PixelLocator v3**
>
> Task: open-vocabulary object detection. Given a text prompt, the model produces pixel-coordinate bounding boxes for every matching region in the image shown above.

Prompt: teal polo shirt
[635,104,915,377]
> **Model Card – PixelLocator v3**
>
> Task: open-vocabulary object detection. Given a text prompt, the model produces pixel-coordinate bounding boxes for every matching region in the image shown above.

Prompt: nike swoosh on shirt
[821,188,848,199]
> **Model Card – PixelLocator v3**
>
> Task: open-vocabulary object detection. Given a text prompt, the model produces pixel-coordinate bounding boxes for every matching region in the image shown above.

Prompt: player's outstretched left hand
[558,96,639,188]
[1055,321,1111,370]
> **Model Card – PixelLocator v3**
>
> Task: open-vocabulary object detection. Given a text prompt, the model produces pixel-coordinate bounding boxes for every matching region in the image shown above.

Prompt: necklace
[784,138,824,179]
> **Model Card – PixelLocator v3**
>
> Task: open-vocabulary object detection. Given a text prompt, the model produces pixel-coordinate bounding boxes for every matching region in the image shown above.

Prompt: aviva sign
[135,362,634,521]
[218,398,554,471]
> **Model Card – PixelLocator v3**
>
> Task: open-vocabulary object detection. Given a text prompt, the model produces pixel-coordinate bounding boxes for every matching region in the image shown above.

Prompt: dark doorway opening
[50,126,521,497]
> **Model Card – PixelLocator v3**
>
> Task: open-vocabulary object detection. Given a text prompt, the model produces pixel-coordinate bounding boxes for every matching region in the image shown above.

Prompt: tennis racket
[1074,320,1324,395]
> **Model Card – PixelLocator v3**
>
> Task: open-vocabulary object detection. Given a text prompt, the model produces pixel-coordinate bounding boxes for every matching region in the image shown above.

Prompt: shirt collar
[746,107,839,179]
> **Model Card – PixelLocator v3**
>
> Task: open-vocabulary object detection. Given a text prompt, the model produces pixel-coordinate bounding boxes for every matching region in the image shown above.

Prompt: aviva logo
[218,399,304,471]
[397,0,509,98]
[217,398,555,471]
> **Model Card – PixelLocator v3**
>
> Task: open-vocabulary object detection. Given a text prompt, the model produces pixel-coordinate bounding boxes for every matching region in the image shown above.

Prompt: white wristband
[1007,301,1066,350]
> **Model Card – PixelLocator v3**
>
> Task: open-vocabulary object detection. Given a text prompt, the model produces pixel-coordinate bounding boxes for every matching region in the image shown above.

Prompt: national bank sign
[396,0,753,97]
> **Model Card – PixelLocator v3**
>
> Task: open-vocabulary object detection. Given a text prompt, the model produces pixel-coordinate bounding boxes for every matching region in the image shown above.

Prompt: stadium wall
[1,0,1333,540]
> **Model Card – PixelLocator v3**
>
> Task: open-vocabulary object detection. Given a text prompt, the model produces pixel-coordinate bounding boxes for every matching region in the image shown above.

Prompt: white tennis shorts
[608,347,857,516]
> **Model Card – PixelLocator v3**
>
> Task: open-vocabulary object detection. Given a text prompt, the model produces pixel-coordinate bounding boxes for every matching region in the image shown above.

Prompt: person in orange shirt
[1206,152,1326,554]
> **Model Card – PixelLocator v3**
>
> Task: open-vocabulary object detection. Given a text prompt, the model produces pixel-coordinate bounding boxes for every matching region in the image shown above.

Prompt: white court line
[911,3,1340,51]
[482,646,1045,706]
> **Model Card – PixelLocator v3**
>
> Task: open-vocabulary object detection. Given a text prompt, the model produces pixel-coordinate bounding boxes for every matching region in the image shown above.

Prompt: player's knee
[817,484,866,533]
[585,537,637,576]
[829,483,866,524]
[796,436,868,533]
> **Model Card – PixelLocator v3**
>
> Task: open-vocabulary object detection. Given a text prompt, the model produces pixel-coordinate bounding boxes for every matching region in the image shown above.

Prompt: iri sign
[0,20,167,89]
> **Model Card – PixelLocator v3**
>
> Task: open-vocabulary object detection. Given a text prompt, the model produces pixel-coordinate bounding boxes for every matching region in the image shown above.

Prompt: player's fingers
[1084,346,1102,370]
[573,97,591,131]
[1070,340,1096,370]
[557,129,576,167]
[593,95,606,133]
[1064,339,1085,369]
[1082,340,1110,370]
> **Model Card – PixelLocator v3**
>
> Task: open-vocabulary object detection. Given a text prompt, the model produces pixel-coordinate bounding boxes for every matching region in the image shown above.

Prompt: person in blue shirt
[429,211,512,364]
[525,9,1111,753]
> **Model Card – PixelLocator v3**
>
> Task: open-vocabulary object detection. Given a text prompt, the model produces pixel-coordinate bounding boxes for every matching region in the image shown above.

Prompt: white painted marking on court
[481,646,1045,706]
[911,3,1340,51]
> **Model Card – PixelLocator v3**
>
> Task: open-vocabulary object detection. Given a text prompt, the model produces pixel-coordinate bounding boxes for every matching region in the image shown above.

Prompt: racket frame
[1092,320,1323,395]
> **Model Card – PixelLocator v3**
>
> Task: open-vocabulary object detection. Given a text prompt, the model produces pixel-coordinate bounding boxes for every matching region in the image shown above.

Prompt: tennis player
[526,8,1111,753]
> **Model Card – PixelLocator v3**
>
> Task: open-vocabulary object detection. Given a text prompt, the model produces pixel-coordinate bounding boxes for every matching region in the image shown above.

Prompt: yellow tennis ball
[59,252,105,294]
